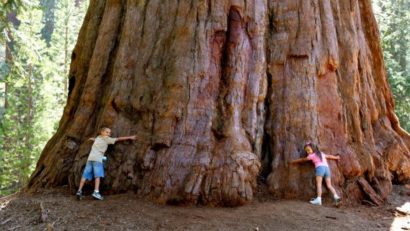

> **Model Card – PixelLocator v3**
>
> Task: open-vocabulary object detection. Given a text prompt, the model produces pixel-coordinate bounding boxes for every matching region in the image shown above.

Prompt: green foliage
[0,0,88,196]
[0,4,49,195]
[373,0,410,132]
[0,0,33,43]
[48,0,88,99]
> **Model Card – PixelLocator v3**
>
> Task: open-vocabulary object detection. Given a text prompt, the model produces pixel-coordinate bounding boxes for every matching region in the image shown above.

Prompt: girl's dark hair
[304,142,322,161]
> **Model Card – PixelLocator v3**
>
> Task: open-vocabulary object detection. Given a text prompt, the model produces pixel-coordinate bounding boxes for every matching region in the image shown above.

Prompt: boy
[76,127,136,200]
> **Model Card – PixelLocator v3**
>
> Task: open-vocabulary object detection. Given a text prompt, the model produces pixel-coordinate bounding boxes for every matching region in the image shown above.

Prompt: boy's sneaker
[92,191,104,200]
[309,197,322,205]
[76,190,83,200]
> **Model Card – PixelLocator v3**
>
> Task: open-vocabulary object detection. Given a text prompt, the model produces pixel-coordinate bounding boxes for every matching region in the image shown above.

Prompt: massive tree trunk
[28,0,410,206]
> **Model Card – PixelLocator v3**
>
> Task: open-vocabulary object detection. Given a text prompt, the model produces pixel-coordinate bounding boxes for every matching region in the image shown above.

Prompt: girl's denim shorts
[315,166,331,178]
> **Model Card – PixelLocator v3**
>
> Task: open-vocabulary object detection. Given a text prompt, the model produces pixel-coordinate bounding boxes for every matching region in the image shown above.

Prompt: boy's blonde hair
[99,127,110,134]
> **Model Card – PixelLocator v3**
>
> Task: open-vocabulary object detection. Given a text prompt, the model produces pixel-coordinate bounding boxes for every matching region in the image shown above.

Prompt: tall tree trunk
[40,0,56,44]
[28,0,410,206]
[4,11,20,110]
[2,11,20,159]
[4,42,11,110]
[64,24,68,96]
[23,64,34,184]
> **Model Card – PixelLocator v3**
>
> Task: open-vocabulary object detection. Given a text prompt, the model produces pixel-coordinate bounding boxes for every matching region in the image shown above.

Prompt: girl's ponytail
[312,143,323,161]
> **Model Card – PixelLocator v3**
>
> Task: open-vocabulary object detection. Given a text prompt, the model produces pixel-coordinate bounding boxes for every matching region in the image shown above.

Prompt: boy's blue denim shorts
[82,161,104,180]
[315,166,331,178]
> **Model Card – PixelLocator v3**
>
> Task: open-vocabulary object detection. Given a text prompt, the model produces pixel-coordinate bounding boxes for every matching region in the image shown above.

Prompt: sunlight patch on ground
[0,193,17,211]
[390,202,410,231]
[0,198,11,210]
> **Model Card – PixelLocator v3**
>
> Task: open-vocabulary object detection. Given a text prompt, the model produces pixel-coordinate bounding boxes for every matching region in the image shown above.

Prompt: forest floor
[0,184,409,231]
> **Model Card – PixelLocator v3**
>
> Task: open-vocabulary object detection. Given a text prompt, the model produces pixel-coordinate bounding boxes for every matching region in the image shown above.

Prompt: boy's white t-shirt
[87,136,117,163]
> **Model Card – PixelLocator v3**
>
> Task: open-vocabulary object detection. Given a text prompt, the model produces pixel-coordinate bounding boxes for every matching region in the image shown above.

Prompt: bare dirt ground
[1,185,409,231]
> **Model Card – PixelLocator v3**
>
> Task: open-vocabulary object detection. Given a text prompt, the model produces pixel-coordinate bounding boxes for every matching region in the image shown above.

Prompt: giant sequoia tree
[28,0,410,206]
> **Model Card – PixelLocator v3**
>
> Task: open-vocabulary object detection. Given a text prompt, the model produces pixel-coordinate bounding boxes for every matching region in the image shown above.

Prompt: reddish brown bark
[28,0,410,206]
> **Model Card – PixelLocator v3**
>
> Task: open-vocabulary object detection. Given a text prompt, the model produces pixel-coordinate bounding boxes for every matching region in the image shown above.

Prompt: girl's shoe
[309,197,322,205]
[334,196,341,206]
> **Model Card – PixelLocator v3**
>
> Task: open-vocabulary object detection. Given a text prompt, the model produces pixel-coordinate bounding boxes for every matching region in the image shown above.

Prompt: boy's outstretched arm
[116,135,137,142]
[289,157,309,165]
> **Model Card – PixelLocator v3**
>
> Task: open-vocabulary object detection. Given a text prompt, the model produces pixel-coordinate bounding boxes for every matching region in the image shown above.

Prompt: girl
[289,142,341,205]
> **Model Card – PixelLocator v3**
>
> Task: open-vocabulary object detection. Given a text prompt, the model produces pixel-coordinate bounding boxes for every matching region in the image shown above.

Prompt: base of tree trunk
[27,0,410,206]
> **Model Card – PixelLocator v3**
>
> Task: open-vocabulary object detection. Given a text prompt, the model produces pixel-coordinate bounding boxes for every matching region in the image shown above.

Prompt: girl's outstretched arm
[289,157,310,165]
[325,154,340,160]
